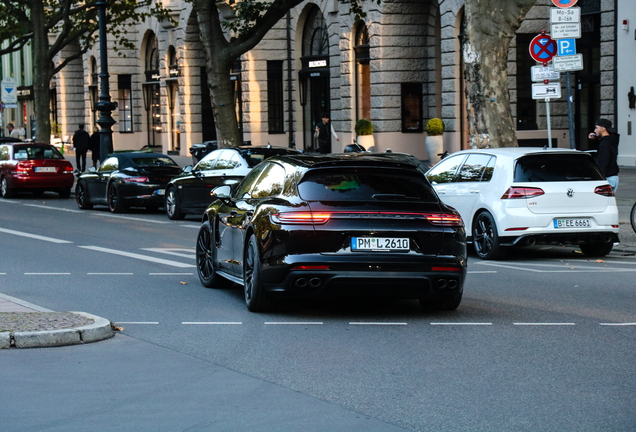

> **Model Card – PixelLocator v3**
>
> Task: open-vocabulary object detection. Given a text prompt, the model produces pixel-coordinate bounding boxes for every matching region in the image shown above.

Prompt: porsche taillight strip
[272,211,463,226]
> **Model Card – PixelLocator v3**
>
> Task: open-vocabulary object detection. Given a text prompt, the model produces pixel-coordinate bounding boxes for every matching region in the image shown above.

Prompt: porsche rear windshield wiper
[372,193,419,200]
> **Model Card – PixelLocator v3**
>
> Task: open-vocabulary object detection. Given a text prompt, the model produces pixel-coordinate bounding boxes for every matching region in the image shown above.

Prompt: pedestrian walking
[72,124,90,174]
[588,118,620,191]
[90,129,101,169]
[314,113,339,154]
[6,123,21,139]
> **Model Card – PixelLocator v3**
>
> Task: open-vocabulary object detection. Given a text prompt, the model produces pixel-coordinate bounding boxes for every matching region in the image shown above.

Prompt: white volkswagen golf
[425,148,619,259]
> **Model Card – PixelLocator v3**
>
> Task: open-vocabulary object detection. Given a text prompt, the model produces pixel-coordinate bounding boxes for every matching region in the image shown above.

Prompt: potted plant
[355,118,374,151]
[425,118,444,164]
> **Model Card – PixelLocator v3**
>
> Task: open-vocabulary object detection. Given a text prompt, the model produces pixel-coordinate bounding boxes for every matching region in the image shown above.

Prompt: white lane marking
[599,323,636,326]
[24,204,84,213]
[24,272,71,275]
[182,322,242,325]
[468,271,497,274]
[265,322,324,325]
[430,322,492,326]
[78,246,195,268]
[92,213,171,224]
[514,323,575,326]
[0,227,73,244]
[141,248,196,259]
[87,272,134,275]
[349,322,407,326]
[149,273,194,275]
[0,200,20,204]
[0,273,6,275]
[179,225,201,229]
[474,261,636,273]
[116,322,160,324]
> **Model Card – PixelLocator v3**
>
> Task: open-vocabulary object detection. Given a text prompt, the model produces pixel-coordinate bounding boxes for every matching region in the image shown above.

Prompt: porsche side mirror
[212,185,232,200]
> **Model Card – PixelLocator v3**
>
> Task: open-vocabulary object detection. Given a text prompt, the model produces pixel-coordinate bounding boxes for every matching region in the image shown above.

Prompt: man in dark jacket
[72,124,90,174]
[90,129,101,169]
[588,118,620,191]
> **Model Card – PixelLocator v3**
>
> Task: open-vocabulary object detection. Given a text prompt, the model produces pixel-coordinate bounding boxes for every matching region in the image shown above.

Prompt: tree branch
[0,35,31,56]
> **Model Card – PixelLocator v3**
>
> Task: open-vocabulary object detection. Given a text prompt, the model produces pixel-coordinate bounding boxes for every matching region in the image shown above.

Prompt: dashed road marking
[182,322,243,325]
[0,227,73,244]
[116,322,160,324]
[24,204,84,213]
[149,273,194,275]
[599,323,636,326]
[141,248,196,259]
[349,322,407,326]
[265,322,324,325]
[87,272,134,275]
[24,272,71,275]
[514,323,575,326]
[475,261,636,273]
[91,213,171,224]
[468,271,497,274]
[78,246,195,268]
[430,322,492,326]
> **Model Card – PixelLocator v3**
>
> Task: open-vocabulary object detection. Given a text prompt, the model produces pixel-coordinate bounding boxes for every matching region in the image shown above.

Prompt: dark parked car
[75,152,182,212]
[165,145,301,219]
[195,153,467,312]
[0,142,74,198]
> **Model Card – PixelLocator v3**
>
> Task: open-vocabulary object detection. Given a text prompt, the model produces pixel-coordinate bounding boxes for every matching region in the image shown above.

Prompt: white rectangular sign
[550,7,581,24]
[1,77,17,104]
[551,23,582,39]
[532,83,562,100]
[531,65,560,82]
[553,54,584,72]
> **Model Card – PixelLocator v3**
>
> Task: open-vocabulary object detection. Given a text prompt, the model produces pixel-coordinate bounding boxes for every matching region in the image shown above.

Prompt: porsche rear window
[298,168,438,202]
[514,154,604,182]
[131,157,179,167]
[244,149,299,167]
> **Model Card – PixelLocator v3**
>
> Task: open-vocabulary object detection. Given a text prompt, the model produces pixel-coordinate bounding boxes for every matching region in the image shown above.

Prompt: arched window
[143,34,161,147]
[303,8,328,57]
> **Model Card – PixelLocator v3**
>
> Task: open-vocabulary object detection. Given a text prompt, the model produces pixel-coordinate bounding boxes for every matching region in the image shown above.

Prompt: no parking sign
[552,0,578,8]
[529,34,557,65]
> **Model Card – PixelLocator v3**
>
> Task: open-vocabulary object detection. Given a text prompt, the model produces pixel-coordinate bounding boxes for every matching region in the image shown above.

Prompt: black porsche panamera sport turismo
[196,154,467,312]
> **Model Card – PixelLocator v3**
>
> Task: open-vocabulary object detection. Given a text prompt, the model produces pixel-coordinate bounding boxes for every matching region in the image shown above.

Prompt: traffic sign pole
[546,98,552,148]
[566,72,575,149]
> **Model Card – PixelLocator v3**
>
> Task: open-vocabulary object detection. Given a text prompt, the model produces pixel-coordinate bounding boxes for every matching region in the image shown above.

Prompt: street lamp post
[96,0,118,163]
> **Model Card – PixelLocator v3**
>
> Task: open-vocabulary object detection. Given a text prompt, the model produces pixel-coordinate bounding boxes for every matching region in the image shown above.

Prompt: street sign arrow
[532,83,562,100]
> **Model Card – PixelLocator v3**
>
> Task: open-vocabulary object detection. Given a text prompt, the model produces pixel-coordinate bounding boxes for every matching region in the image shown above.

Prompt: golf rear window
[298,168,438,202]
[514,154,604,182]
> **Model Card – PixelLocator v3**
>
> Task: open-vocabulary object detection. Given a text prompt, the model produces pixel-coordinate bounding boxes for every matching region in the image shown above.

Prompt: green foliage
[426,118,445,136]
[355,119,373,136]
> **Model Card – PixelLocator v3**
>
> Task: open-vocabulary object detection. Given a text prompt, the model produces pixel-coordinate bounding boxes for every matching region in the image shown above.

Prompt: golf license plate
[156,189,165,196]
[351,237,409,251]
[35,167,56,173]
[553,218,591,228]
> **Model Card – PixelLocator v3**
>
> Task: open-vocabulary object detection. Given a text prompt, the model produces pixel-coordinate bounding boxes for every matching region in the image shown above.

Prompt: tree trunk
[463,0,536,148]
[30,0,53,143]
[193,0,241,148]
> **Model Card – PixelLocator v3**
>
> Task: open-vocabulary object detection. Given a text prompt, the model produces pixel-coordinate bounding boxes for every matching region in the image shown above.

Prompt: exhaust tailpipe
[309,277,322,288]
[435,279,448,290]
[295,278,308,288]
[448,279,459,290]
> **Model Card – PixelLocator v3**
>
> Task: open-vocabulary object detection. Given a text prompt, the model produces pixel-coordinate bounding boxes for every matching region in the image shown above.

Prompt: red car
[0,142,74,198]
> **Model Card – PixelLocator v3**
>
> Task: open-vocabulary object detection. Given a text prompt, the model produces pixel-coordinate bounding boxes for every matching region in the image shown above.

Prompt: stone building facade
[47,0,632,164]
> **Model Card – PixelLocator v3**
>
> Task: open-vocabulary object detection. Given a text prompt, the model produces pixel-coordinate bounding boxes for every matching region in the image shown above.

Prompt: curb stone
[9,312,113,348]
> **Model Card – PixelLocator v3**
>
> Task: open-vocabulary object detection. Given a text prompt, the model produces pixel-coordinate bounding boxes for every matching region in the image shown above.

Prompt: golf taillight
[501,187,545,199]
[272,212,331,224]
[425,213,464,227]
[594,185,615,197]
[124,177,149,183]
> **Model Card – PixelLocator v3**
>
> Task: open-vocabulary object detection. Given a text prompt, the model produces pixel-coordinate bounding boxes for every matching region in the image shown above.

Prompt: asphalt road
[1,194,635,431]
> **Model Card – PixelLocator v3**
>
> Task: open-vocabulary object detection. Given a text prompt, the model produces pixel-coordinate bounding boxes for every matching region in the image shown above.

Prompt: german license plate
[553,218,591,228]
[157,189,165,196]
[35,167,56,173]
[351,237,409,251]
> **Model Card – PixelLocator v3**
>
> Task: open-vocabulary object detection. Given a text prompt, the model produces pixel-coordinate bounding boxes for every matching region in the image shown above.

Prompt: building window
[355,23,371,122]
[401,83,422,133]
[118,75,133,133]
[267,61,284,134]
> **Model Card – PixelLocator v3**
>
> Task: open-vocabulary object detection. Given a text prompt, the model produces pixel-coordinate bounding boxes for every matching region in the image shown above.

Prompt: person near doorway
[6,123,21,139]
[72,124,90,174]
[588,118,620,191]
[90,128,101,169]
[314,112,339,154]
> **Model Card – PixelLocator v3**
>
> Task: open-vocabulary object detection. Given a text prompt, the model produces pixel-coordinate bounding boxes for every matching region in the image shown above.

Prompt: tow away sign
[531,65,560,82]
[532,83,562,99]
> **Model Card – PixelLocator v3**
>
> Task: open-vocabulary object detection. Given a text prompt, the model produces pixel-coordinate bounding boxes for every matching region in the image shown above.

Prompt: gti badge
[566,188,574,198]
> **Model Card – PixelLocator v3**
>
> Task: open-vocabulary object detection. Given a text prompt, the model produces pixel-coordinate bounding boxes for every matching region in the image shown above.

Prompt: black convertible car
[196,153,467,312]
[75,152,182,212]
[165,145,300,219]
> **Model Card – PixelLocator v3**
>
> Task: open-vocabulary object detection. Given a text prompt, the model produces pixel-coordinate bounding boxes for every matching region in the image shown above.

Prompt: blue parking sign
[557,38,577,56]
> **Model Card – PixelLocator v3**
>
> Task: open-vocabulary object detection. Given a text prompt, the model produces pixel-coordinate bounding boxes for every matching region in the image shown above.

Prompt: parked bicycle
[631,201,636,234]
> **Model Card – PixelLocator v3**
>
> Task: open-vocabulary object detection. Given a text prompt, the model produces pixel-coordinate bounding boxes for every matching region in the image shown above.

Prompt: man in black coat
[72,124,90,173]
[588,118,620,191]
[90,129,101,169]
